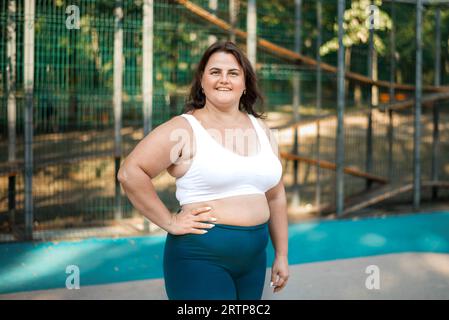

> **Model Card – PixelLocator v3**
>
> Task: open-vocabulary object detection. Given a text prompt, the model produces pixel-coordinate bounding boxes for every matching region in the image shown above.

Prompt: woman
[118,41,289,300]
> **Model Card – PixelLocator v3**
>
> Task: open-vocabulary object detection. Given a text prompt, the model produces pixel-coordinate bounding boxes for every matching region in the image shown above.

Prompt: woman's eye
[211,71,219,75]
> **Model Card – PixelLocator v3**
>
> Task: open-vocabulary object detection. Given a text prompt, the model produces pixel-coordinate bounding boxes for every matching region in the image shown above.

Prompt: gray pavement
[1,252,448,300]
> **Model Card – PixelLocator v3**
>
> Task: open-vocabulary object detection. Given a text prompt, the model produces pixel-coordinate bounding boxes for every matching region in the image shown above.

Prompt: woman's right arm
[117,116,186,233]
[118,116,216,235]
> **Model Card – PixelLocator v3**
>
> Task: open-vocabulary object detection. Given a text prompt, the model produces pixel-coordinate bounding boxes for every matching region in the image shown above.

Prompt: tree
[320,0,392,106]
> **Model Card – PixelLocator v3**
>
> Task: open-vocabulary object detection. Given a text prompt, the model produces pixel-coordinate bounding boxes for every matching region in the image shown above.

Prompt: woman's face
[201,52,246,110]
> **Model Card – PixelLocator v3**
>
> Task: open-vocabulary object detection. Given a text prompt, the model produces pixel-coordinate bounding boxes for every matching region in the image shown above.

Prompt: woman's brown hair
[184,41,265,118]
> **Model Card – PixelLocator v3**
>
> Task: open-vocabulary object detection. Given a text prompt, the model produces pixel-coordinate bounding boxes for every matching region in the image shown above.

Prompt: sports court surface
[1,211,448,299]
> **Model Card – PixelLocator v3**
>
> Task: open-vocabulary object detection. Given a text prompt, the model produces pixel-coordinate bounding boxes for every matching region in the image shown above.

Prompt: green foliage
[320,0,392,56]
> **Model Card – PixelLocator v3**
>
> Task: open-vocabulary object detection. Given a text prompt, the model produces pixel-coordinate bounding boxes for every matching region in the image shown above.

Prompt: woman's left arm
[266,180,290,293]
[258,118,290,293]
[266,182,288,258]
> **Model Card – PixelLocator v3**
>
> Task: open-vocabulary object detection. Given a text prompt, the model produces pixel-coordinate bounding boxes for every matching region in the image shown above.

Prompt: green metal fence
[0,0,448,242]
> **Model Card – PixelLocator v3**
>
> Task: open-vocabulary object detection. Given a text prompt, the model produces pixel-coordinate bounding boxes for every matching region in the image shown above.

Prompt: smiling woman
[184,41,264,118]
[118,41,289,300]
[198,53,247,109]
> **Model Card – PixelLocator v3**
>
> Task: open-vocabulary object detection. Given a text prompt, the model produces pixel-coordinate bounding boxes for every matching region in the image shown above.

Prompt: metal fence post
[413,0,423,210]
[247,0,256,67]
[114,0,124,221]
[336,0,346,217]
[208,0,218,45]
[142,0,154,232]
[388,0,396,183]
[229,0,239,43]
[7,0,17,232]
[432,6,441,200]
[24,0,35,240]
[366,0,374,190]
[291,0,302,209]
[315,0,322,215]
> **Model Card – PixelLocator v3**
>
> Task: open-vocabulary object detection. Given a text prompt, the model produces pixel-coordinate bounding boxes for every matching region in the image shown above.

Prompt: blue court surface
[1,211,448,295]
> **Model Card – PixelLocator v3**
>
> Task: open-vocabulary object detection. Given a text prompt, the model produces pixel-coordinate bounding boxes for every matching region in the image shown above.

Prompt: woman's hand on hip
[168,206,217,235]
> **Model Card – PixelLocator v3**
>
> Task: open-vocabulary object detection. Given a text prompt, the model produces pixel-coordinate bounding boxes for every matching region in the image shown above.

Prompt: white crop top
[175,113,283,205]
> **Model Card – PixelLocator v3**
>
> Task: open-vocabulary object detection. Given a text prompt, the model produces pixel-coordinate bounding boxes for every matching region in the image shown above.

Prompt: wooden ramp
[323,181,449,217]
[341,184,413,216]
[280,151,389,184]
[0,150,113,177]
[273,90,449,131]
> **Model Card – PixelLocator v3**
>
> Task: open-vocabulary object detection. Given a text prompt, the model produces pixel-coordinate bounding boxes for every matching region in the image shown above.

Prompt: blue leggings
[163,222,269,300]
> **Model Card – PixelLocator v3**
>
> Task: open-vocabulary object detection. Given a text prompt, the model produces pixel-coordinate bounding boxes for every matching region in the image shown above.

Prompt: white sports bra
[175,113,283,205]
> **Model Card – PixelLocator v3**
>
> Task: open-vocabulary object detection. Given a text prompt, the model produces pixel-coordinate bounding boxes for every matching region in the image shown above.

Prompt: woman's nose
[219,74,229,83]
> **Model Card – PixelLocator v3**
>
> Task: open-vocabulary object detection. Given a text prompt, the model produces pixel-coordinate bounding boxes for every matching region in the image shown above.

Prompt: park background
[0,0,448,243]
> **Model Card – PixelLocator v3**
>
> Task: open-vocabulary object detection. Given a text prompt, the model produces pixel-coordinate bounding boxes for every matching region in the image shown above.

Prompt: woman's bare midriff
[181,194,270,226]
[167,112,270,226]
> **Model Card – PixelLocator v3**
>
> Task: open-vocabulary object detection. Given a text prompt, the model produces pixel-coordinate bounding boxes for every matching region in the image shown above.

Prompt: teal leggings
[163,222,269,300]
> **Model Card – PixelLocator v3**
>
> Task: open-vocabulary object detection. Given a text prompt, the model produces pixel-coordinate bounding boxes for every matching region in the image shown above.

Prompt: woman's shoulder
[253,115,270,135]
[148,114,193,141]
[160,114,192,129]
[253,115,279,154]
